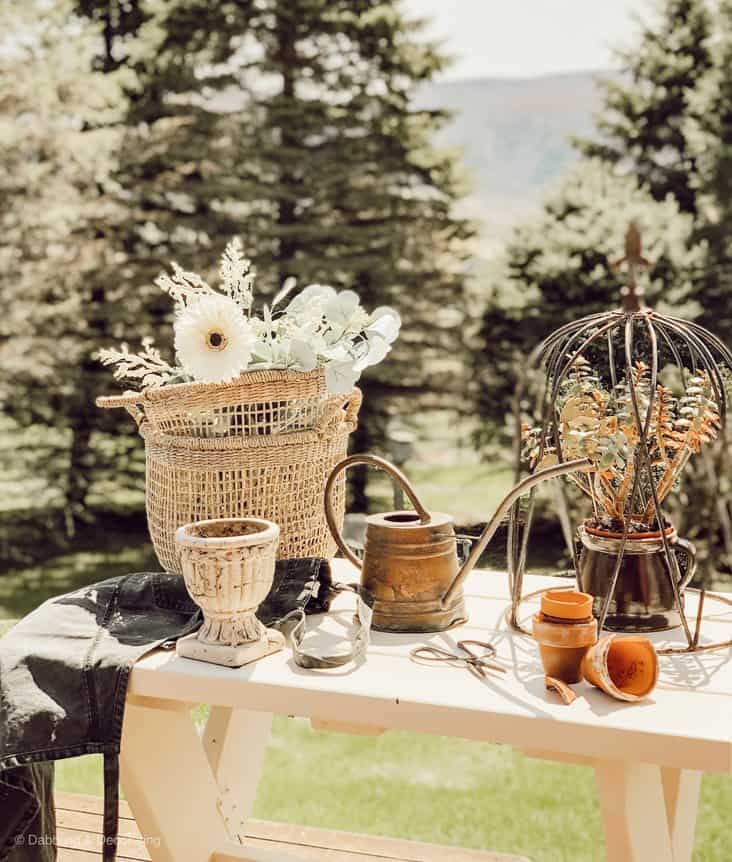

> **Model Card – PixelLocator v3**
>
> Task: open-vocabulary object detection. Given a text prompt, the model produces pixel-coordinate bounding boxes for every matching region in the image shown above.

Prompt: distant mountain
[418,71,609,244]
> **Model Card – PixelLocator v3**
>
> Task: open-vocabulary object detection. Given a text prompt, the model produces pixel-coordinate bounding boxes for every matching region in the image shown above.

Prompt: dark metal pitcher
[577,523,697,632]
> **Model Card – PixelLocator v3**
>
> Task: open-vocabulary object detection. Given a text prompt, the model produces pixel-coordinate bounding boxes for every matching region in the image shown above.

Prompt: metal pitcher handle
[323,453,431,569]
[674,537,697,592]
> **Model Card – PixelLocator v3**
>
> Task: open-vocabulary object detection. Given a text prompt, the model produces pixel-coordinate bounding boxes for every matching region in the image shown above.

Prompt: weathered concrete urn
[174,516,284,667]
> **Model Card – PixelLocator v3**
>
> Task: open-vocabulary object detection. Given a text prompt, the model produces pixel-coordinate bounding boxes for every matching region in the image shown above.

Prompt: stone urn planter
[174,517,284,667]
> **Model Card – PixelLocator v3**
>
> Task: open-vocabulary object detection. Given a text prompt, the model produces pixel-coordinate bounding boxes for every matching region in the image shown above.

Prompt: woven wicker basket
[97,369,360,573]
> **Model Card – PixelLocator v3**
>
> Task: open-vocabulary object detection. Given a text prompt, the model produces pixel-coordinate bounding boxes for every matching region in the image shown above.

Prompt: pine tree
[475,0,715,447]
[0,1,134,533]
[684,0,732,341]
[81,0,474,509]
[473,161,703,448]
[74,0,145,71]
[576,0,712,215]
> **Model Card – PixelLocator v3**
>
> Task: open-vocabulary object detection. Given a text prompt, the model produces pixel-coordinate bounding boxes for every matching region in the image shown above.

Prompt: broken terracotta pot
[581,634,659,702]
[532,590,598,684]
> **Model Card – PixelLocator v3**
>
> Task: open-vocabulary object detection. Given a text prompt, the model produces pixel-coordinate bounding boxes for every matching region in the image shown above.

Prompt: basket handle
[315,387,362,437]
[96,392,146,428]
[345,387,362,426]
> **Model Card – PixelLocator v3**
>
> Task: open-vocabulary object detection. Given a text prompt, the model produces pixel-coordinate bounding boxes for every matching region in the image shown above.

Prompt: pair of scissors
[409,639,507,680]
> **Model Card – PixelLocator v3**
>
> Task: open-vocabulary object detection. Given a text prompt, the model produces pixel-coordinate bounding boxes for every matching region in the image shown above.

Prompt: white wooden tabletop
[129,561,732,775]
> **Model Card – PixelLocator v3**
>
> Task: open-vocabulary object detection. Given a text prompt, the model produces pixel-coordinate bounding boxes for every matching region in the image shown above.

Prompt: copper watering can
[324,453,592,633]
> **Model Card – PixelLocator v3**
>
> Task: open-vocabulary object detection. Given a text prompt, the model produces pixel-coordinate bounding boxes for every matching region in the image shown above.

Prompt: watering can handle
[324,454,431,569]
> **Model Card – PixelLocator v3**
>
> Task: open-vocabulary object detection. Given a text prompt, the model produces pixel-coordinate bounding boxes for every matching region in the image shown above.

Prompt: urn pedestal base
[176,627,285,668]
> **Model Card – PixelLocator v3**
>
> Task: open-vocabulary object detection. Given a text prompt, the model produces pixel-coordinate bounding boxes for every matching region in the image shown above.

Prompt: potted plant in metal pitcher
[508,224,732,654]
[523,356,721,632]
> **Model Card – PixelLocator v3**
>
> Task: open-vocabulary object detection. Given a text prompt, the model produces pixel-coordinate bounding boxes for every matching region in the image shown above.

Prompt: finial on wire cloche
[611,221,651,312]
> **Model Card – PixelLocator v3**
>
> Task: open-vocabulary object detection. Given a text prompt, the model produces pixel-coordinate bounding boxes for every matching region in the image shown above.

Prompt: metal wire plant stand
[508,224,732,655]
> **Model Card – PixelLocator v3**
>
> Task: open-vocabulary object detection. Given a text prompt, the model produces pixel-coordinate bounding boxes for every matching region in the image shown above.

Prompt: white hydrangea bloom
[290,338,319,372]
[285,284,337,318]
[367,308,401,344]
[325,360,361,395]
[355,337,390,372]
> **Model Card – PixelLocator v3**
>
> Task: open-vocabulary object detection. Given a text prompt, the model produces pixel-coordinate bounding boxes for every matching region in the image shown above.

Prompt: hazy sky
[403,0,643,80]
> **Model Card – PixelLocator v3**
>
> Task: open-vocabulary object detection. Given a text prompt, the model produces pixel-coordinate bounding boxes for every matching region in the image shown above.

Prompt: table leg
[203,707,273,839]
[120,698,234,862]
[661,767,701,862]
[595,760,674,862]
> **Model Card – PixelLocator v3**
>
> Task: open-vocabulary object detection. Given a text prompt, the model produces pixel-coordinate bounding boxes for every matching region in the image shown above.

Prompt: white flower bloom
[325,359,360,395]
[324,290,361,325]
[101,239,402,393]
[367,308,401,344]
[174,295,254,383]
[322,342,353,362]
[355,336,390,372]
[290,338,318,372]
[286,284,337,316]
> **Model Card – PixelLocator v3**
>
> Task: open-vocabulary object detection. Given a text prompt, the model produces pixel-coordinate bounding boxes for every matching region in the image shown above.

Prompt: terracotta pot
[541,589,593,621]
[533,590,597,684]
[581,634,658,702]
[577,521,697,632]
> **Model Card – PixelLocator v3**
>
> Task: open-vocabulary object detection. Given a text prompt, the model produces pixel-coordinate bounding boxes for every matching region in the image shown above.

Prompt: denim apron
[0,559,333,862]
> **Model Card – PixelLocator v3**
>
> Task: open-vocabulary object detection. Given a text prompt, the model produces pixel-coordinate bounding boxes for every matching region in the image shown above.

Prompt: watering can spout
[441,457,593,608]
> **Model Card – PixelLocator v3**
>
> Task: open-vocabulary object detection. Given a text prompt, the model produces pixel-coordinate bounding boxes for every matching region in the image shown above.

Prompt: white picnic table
[120,561,732,862]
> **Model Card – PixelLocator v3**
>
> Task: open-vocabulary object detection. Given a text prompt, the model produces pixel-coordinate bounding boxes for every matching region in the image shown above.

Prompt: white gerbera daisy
[174,295,254,383]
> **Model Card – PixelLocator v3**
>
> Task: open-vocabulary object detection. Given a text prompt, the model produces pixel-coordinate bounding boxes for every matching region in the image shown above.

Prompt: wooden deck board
[55,793,528,862]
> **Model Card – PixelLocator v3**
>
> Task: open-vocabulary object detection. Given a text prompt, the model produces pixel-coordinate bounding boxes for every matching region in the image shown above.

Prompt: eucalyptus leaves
[99,239,401,394]
[522,357,721,528]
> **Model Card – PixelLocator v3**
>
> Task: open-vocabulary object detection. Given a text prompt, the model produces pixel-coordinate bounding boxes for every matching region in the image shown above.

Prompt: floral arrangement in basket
[522,357,721,532]
[99,238,401,394]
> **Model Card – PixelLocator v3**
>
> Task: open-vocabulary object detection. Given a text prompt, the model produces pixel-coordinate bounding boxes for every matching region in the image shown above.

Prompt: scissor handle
[324,453,431,569]
[457,640,507,675]
[409,641,506,677]
[409,645,459,664]
[457,639,497,659]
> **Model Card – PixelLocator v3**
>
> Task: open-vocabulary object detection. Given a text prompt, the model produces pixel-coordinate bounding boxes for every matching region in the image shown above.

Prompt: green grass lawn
[48,718,731,862]
[0,530,158,619]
